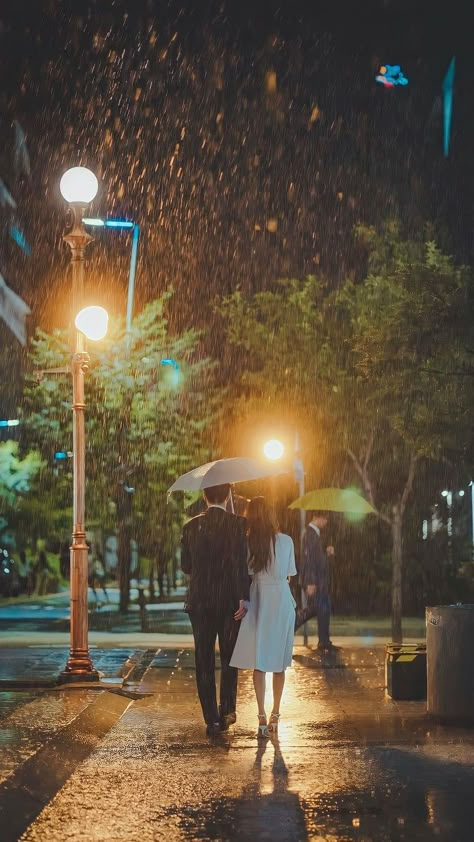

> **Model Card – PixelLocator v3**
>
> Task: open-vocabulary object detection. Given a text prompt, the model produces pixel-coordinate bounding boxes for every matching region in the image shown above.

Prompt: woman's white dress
[230,532,297,673]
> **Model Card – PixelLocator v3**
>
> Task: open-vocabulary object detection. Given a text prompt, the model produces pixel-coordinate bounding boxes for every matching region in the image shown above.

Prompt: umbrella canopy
[168,457,286,494]
[289,488,376,515]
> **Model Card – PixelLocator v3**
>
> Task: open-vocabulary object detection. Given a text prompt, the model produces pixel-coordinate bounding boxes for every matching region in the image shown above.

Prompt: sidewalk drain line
[0,649,157,842]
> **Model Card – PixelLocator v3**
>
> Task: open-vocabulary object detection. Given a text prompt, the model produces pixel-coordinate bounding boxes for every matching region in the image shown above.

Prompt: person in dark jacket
[295,511,338,651]
[181,483,249,735]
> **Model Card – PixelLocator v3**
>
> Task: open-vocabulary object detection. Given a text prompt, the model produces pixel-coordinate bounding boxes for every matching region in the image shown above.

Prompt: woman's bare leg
[272,671,285,715]
[253,669,266,717]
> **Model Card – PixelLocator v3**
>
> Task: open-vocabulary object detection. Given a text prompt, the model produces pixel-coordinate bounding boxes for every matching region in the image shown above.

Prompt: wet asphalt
[2,647,470,842]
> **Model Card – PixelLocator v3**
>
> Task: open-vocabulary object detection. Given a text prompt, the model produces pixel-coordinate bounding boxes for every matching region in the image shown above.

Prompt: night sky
[0,0,472,352]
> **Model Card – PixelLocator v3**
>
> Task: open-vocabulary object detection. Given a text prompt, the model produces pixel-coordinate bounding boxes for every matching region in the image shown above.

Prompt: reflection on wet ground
[21,648,474,841]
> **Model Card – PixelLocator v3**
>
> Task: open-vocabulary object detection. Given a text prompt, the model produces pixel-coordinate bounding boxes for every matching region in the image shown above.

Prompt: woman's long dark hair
[247,496,276,574]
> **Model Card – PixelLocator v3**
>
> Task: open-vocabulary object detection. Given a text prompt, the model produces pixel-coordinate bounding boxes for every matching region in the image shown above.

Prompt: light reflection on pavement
[20,650,474,842]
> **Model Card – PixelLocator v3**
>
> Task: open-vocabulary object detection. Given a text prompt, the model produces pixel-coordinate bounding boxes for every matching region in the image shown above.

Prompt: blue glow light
[160,358,180,369]
[442,57,455,157]
[0,419,20,428]
[105,219,135,229]
[375,64,408,88]
[9,225,32,256]
[54,451,72,460]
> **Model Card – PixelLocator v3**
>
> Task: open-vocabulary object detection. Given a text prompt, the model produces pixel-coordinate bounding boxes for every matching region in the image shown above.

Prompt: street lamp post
[58,167,106,683]
[293,432,308,646]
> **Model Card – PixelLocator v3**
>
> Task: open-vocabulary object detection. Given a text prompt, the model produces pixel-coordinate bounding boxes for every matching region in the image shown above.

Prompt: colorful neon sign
[375,65,408,88]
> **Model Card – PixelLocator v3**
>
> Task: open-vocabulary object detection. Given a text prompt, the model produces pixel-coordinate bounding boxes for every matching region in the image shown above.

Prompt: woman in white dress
[230,496,297,737]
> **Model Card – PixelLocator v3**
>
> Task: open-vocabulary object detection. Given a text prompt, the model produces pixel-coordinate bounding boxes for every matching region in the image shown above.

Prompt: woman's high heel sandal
[257,714,269,738]
[268,713,280,734]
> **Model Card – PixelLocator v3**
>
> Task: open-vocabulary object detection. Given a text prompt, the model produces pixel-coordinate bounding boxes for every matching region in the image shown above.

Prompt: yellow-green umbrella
[288,488,376,515]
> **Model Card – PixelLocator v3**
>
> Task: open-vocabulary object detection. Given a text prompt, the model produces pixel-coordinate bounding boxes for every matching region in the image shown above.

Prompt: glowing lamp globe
[75,306,108,341]
[264,439,285,461]
[60,167,98,205]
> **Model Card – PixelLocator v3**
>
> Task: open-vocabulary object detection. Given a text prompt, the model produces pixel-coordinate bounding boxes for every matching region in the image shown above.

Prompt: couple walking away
[181,483,296,737]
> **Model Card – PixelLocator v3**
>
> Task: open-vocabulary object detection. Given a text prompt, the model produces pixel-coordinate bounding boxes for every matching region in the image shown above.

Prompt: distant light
[375,64,408,88]
[264,439,285,461]
[83,217,105,227]
[105,219,135,229]
[0,419,20,428]
[458,490,465,497]
[75,306,109,341]
[60,167,98,204]
[54,451,72,460]
[160,358,180,369]
[441,490,449,497]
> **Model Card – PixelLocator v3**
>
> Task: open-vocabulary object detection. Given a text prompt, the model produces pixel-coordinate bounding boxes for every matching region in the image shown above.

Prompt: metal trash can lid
[385,644,426,654]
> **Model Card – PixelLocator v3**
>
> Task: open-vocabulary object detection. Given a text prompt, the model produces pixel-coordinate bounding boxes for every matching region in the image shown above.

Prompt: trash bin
[426,604,474,724]
[385,644,427,700]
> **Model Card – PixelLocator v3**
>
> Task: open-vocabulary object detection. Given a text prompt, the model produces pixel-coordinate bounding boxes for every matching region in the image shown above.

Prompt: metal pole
[294,432,308,646]
[125,223,140,339]
[120,223,139,600]
[470,482,474,563]
[59,206,98,682]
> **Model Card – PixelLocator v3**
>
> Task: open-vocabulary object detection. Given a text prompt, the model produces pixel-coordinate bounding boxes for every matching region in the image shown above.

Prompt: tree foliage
[21,294,221,601]
[220,223,474,639]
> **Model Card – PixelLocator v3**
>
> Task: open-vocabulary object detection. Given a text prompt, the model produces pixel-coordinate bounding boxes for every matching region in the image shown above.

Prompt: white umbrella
[168,457,286,494]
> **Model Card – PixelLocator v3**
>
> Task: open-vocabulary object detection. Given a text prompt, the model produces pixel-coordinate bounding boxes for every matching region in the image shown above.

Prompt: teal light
[105,219,134,229]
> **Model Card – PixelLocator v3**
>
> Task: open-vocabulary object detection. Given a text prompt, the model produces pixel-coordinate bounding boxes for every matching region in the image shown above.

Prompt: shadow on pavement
[163,736,308,842]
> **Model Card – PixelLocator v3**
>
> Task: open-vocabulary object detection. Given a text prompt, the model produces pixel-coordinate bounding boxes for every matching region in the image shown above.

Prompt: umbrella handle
[229,487,235,513]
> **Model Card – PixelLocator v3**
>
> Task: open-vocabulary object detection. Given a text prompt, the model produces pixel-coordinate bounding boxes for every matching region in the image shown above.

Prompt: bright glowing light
[441,490,449,497]
[263,439,285,461]
[105,219,135,229]
[75,306,108,341]
[83,218,105,227]
[60,167,98,204]
[0,419,20,428]
[458,490,465,497]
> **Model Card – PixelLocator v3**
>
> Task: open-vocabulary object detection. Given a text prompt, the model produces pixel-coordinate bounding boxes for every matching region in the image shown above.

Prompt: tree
[23,294,221,609]
[219,223,474,640]
[0,440,43,542]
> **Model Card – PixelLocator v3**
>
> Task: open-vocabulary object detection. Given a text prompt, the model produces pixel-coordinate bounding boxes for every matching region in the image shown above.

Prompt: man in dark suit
[181,483,249,735]
[295,511,338,651]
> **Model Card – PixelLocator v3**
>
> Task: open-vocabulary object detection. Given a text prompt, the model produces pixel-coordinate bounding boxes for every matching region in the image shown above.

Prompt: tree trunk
[391,506,403,643]
[117,488,132,612]
[148,558,155,601]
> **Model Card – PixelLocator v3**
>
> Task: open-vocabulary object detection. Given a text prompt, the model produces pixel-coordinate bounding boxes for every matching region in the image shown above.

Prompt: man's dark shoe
[220,712,237,731]
[206,721,222,736]
[318,641,341,652]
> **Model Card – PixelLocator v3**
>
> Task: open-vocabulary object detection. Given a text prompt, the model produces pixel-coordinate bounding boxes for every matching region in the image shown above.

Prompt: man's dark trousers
[189,610,240,724]
[296,593,331,648]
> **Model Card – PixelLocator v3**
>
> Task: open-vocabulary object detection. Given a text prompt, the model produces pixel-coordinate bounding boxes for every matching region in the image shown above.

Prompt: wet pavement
[6,645,472,842]
[0,646,139,686]
[0,648,149,789]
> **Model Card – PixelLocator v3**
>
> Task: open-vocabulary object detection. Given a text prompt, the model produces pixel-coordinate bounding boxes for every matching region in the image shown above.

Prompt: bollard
[426,604,474,724]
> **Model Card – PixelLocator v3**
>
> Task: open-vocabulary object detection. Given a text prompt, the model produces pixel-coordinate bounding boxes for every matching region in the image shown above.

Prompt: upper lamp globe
[263,439,285,461]
[60,167,98,205]
[75,306,109,341]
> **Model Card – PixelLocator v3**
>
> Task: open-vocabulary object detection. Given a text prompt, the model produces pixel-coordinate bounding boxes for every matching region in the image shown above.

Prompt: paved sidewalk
[0,644,470,841]
[0,647,143,687]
